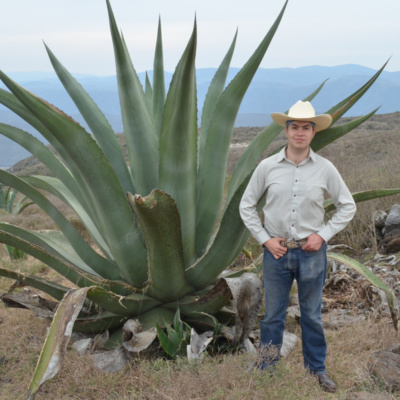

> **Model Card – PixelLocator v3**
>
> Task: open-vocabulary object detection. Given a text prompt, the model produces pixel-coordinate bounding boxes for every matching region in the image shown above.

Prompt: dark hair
[286,120,315,129]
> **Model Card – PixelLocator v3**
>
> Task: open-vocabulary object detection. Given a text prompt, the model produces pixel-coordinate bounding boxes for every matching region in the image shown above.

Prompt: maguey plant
[0,185,33,259]
[0,0,398,397]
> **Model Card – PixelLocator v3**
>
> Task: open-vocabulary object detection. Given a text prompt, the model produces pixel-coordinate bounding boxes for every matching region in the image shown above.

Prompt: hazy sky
[1,0,399,76]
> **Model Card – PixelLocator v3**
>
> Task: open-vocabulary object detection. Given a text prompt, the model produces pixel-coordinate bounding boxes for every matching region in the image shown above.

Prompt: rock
[72,338,93,356]
[384,204,400,236]
[89,346,129,373]
[289,293,299,306]
[381,234,400,254]
[369,349,400,391]
[280,331,300,358]
[347,392,392,400]
[374,210,387,230]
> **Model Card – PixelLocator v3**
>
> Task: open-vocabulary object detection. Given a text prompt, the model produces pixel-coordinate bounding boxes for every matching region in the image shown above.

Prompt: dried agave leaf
[122,319,157,353]
[27,287,89,400]
[224,273,263,346]
[187,328,213,361]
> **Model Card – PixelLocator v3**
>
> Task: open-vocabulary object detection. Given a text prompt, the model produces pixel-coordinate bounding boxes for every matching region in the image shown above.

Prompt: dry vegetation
[1,112,400,399]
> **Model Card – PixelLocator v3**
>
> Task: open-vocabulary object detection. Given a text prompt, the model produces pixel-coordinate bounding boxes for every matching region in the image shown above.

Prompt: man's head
[271,101,332,132]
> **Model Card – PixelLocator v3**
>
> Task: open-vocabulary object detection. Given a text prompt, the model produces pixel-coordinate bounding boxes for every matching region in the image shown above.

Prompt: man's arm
[316,164,356,243]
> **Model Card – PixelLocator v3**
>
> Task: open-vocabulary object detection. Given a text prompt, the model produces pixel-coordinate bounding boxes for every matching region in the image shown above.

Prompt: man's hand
[302,233,324,252]
[264,237,287,259]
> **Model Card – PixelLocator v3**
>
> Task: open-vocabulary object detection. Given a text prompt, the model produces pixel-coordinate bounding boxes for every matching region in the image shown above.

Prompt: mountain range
[0,64,399,167]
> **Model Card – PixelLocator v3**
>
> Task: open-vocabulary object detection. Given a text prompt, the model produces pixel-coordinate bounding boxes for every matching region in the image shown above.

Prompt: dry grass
[0,297,398,400]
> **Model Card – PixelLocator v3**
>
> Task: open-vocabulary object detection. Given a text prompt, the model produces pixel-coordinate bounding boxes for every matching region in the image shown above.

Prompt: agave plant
[0,0,399,395]
[0,184,33,215]
[0,185,33,259]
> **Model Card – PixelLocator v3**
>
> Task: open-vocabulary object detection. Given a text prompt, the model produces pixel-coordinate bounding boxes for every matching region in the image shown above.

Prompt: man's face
[285,121,316,151]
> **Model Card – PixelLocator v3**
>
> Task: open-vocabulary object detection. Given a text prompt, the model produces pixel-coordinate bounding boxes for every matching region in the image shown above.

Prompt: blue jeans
[260,242,328,374]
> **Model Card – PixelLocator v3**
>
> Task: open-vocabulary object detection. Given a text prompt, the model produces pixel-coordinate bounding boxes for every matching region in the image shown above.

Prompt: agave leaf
[159,20,198,265]
[0,72,148,287]
[73,312,130,333]
[227,81,327,204]
[311,109,379,152]
[86,286,161,317]
[164,279,232,316]
[185,312,220,331]
[0,223,100,276]
[186,176,251,289]
[0,122,92,215]
[0,266,69,301]
[0,225,133,295]
[12,195,33,215]
[106,0,159,195]
[127,190,194,302]
[324,189,400,213]
[4,244,26,261]
[27,287,89,400]
[152,17,166,133]
[0,88,98,215]
[156,323,177,358]
[198,30,237,174]
[0,171,120,279]
[328,61,388,123]
[145,72,153,111]
[7,189,16,213]
[156,309,190,359]
[23,175,112,258]
[196,1,288,255]
[173,308,184,338]
[45,44,135,195]
[138,307,175,331]
[327,252,398,330]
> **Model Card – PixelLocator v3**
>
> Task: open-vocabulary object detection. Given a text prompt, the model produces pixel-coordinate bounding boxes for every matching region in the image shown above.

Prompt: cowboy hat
[271,100,332,132]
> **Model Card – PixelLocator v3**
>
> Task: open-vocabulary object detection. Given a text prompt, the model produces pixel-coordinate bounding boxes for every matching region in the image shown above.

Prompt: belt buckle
[280,239,307,249]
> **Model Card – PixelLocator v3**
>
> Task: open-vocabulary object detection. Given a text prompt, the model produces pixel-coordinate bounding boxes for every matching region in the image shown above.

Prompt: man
[239,100,356,393]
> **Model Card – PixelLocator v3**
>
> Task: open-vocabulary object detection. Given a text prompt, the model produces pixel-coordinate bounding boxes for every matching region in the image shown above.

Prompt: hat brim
[271,112,332,132]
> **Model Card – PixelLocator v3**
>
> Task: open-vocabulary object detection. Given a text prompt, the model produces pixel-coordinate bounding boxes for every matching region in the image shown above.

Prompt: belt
[280,239,307,249]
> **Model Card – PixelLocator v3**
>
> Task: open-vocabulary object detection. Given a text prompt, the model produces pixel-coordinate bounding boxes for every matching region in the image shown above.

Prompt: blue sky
[1,0,399,75]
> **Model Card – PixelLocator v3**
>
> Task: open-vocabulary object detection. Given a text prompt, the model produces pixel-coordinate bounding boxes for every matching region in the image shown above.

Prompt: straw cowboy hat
[271,101,332,132]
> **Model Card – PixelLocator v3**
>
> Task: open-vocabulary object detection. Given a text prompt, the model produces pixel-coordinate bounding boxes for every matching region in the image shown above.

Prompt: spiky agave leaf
[159,21,198,266]
[324,189,400,213]
[196,0,289,256]
[127,190,194,302]
[106,0,159,196]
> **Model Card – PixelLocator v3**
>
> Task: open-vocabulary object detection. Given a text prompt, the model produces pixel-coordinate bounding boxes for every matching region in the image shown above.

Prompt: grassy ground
[0,296,398,400]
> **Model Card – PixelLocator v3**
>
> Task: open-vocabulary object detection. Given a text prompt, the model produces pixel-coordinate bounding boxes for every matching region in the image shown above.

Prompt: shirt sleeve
[239,162,271,245]
[317,163,356,242]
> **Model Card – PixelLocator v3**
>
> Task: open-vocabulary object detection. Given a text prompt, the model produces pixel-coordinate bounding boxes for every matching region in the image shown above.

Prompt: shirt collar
[277,146,317,163]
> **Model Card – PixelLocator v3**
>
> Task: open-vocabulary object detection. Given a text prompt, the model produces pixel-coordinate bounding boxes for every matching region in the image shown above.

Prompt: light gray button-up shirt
[239,147,356,245]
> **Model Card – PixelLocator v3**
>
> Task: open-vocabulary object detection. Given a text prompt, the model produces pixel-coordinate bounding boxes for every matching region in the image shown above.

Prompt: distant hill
[0,64,399,167]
